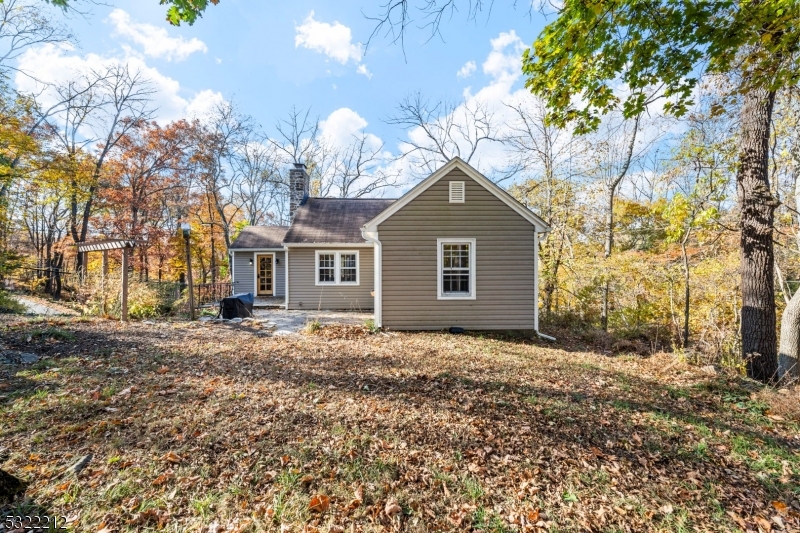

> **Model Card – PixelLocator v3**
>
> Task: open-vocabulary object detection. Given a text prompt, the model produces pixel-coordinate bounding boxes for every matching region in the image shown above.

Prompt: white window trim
[437,238,476,300]
[449,180,465,203]
[315,250,360,286]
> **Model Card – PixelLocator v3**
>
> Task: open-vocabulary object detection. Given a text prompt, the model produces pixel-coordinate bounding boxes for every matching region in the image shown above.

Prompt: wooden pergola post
[102,250,109,315]
[76,239,141,322]
[121,247,129,322]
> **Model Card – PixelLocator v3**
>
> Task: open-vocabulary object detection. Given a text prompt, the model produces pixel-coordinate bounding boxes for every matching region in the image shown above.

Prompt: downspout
[230,251,235,288]
[284,246,289,310]
[361,226,382,327]
[534,230,556,342]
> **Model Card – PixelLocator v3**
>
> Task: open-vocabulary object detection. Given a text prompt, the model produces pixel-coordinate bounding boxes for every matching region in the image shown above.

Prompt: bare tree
[192,100,251,251]
[387,92,502,178]
[231,136,285,226]
[320,134,401,198]
[504,96,583,315]
[0,0,72,76]
[47,64,155,276]
[585,113,643,331]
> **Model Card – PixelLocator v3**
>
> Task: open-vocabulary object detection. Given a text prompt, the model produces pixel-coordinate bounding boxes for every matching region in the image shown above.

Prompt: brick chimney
[289,162,310,221]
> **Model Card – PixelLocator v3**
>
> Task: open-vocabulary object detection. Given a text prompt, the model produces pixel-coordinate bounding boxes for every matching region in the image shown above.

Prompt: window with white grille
[437,238,476,299]
[315,251,360,286]
[449,181,465,203]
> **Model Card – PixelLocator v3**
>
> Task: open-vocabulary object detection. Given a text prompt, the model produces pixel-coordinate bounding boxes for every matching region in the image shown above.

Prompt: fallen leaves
[308,494,330,513]
[1,316,799,533]
[384,498,402,518]
[161,451,182,464]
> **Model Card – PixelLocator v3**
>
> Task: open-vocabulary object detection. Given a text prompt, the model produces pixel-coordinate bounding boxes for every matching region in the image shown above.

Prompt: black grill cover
[218,293,254,319]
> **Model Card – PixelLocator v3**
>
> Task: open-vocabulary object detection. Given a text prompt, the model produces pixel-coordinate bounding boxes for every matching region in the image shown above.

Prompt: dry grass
[1,316,799,532]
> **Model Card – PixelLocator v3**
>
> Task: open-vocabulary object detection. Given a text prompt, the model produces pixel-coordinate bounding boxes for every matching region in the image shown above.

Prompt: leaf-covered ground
[1,315,799,533]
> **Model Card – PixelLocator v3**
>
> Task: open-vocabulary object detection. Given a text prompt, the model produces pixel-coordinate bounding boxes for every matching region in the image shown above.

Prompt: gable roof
[283,198,396,244]
[230,226,290,249]
[363,157,551,233]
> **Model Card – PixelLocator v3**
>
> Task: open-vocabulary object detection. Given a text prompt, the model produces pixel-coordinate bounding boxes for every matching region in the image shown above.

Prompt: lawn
[1,315,799,532]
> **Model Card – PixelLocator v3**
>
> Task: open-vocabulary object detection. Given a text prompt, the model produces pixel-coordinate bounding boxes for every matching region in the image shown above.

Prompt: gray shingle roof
[230,226,290,249]
[283,198,396,244]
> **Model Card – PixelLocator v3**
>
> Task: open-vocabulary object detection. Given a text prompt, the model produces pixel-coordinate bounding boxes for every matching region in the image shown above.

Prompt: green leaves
[25,0,220,26]
[161,0,220,26]
[524,0,800,132]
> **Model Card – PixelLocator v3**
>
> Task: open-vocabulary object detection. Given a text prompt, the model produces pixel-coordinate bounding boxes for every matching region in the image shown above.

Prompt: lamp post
[181,223,195,320]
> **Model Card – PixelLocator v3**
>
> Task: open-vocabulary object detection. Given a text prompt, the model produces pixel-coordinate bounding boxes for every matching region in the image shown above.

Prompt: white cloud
[294,11,363,64]
[457,60,476,78]
[15,43,223,123]
[356,64,372,79]
[320,107,384,152]
[320,108,368,147]
[108,9,207,62]
[185,90,226,120]
[482,30,525,83]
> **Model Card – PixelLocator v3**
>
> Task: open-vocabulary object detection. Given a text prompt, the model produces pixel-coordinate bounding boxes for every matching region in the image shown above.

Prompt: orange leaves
[308,494,330,513]
[152,472,174,486]
[161,451,182,464]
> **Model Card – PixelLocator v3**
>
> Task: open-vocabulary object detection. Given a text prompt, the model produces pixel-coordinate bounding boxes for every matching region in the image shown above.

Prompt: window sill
[438,294,476,300]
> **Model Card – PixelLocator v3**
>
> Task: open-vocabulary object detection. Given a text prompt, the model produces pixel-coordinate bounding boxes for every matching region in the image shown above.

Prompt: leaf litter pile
[1,316,799,532]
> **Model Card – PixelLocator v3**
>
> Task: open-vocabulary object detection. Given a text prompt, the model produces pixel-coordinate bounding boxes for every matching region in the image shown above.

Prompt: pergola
[76,239,140,321]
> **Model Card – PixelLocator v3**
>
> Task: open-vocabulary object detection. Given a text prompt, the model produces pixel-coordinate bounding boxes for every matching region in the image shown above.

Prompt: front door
[256,254,274,296]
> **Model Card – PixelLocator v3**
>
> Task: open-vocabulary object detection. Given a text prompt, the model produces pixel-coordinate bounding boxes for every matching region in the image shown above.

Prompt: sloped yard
[1,315,799,532]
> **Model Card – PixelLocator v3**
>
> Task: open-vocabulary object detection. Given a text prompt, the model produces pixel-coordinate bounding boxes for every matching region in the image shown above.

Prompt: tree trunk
[600,113,640,331]
[778,286,800,384]
[600,187,614,331]
[0,468,26,499]
[681,238,690,349]
[737,87,778,383]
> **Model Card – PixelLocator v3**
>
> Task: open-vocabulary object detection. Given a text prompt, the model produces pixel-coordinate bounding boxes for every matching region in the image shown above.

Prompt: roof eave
[362,157,551,233]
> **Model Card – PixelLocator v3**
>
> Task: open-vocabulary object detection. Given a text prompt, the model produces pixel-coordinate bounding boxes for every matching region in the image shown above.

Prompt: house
[229,157,551,333]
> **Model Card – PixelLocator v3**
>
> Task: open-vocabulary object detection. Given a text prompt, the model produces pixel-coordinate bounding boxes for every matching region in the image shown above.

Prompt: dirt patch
[1,315,798,532]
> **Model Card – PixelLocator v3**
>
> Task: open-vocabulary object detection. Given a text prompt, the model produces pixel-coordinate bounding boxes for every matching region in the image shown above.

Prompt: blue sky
[18,0,550,160]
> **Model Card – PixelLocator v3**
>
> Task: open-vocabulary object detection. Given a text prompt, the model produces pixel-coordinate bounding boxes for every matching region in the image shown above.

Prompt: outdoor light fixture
[249,258,253,265]
[180,222,191,237]
[276,258,280,265]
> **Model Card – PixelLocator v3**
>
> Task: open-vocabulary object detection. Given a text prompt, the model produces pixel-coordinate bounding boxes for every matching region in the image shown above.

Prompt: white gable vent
[449,181,465,203]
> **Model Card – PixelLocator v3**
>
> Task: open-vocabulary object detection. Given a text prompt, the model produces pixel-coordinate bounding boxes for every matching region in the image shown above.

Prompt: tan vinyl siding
[232,251,285,297]
[378,169,535,330]
[287,247,374,310]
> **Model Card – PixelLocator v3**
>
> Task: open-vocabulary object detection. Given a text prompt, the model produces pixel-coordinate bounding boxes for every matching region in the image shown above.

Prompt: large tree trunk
[778,287,800,384]
[737,87,778,383]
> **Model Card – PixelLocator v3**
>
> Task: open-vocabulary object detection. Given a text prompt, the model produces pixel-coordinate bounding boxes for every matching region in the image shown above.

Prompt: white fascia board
[228,248,285,252]
[362,157,551,233]
[281,242,374,248]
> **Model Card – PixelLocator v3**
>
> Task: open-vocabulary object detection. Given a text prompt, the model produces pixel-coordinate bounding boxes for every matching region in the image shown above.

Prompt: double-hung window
[437,238,476,299]
[315,251,360,286]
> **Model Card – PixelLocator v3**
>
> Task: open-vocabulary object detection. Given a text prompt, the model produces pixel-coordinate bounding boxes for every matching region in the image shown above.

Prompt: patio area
[250,308,372,334]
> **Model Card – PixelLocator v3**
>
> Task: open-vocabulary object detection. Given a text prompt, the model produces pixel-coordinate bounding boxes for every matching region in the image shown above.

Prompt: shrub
[0,290,25,314]
[305,319,322,334]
